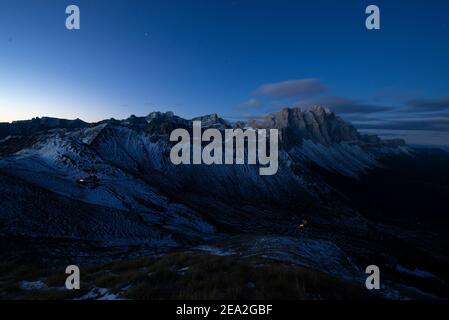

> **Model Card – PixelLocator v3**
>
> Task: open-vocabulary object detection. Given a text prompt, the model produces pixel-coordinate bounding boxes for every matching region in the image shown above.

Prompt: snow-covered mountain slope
[0,127,215,245]
[0,106,411,239]
[0,171,176,246]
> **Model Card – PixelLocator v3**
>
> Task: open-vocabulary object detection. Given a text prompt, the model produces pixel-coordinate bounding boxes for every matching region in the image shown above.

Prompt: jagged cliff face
[246,106,405,148]
[247,107,355,146]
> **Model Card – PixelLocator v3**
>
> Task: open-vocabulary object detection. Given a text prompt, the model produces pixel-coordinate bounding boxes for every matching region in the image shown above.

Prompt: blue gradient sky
[0,0,448,144]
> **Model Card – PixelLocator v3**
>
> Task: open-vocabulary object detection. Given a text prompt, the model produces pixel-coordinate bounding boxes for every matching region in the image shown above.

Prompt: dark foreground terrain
[0,238,374,300]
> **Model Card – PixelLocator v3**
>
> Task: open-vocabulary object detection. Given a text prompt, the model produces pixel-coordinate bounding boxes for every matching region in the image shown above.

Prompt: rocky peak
[143,112,190,136]
[245,106,361,147]
[0,117,88,139]
[192,113,230,129]
[146,111,176,122]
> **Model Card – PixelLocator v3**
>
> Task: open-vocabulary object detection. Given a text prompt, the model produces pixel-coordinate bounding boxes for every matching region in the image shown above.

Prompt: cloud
[301,96,395,114]
[254,78,328,99]
[354,117,449,131]
[304,94,449,132]
[240,79,449,140]
[405,95,449,112]
[359,129,449,146]
[239,98,261,109]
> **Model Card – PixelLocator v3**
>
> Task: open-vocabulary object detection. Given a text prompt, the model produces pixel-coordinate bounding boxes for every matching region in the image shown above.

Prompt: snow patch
[19,280,47,290]
[75,287,123,300]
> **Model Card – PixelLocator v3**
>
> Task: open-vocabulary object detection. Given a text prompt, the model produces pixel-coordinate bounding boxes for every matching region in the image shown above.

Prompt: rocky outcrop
[192,113,230,129]
[245,106,395,148]
[0,117,88,139]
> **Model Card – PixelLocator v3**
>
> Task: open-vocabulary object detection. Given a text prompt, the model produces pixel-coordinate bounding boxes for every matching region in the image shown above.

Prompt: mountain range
[0,106,447,299]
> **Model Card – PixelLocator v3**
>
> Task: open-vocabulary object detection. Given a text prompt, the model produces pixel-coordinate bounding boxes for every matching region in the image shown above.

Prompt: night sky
[0,0,448,145]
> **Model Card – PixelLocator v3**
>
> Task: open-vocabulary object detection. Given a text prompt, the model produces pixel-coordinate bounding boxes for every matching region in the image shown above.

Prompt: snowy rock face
[192,113,230,129]
[247,106,360,147]
[244,106,408,176]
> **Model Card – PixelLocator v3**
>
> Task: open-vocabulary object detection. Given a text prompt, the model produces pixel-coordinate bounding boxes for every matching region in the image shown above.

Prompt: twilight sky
[0,0,448,145]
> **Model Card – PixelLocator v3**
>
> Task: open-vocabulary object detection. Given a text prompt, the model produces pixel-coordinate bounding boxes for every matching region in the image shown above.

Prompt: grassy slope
[0,251,374,300]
